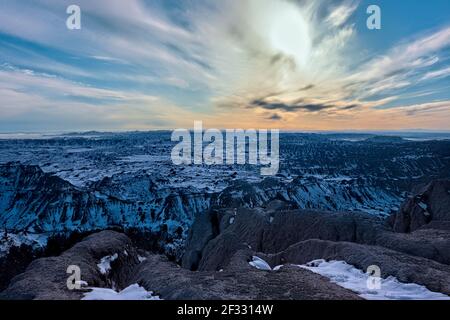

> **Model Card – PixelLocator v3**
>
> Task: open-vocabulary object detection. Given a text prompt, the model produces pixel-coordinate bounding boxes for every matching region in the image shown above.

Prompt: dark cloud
[267,113,282,121]
[298,84,315,91]
[250,99,331,112]
[340,104,360,110]
[250,98,360,113]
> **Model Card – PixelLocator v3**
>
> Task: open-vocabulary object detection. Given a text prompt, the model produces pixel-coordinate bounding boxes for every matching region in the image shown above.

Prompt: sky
[0,0,449,132]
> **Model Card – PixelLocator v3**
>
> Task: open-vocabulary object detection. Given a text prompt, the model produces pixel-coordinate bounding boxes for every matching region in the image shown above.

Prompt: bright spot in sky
[268,3,311,67]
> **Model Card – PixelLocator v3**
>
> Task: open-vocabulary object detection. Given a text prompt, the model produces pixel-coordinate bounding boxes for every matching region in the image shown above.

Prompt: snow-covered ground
[82,284,161,300]
[300,260,450,300]
[249,257,450,300]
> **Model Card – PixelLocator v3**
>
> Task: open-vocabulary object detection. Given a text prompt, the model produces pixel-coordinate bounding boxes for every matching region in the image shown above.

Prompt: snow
[248,257,450,300]
[249,256,272,271]
[138,255,147,263]
[299,260,450,300]
[97,253,118,274]
[74,280,89,288]
[418,202,428,210]
[82,284,161,300]
[273,265,283,271]
[0,232,48,257]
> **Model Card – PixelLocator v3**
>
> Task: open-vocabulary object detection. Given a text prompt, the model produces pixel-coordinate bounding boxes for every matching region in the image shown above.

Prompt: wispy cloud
[326,0,359,27]
[421,66,450,81]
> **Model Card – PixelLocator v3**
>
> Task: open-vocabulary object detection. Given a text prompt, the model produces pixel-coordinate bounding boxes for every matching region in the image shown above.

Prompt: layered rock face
[0,163,211,254]
[0,162,400,259]
[391,180,450,232]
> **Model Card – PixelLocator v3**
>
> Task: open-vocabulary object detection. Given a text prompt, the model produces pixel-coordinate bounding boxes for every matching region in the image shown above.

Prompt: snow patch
[299,260,450,300]
[82,284,161,300]
[97,253,118,274]
[418,202,428,211]
[249,256,271,271]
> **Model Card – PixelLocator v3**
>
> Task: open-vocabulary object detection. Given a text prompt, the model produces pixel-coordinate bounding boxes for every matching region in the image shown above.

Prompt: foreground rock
[132,252,360,300]
[1,231,360,300]
[181,199,450,296]
[0,231,139,300]
[263,240,450,296]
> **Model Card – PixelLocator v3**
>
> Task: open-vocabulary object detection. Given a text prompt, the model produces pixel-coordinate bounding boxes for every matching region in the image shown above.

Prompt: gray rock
[132,252,362,300]
[186,203,450,270]
[263,239,450,295]
[0,231,139,300]
[392,180,450,232]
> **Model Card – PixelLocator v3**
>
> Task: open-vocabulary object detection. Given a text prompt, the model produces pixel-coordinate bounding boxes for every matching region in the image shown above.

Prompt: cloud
[397,101,450,116]
[267,113,282,121]
[420,66,450,81]
[325,1,359,27]
[250,98,361,113]
[350,28,450,84]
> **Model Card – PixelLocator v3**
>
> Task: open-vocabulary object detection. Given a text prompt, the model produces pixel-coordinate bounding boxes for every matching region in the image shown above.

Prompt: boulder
[0,231,139,300]
[392,180,450,232]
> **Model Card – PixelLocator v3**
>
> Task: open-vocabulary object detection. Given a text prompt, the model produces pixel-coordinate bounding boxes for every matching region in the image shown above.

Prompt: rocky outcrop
[263,239,450,296]
[182,205,386,271]
[132,252,361,300]
[392,180,450,232]
[180,200,450,296]
[0,231,139,300]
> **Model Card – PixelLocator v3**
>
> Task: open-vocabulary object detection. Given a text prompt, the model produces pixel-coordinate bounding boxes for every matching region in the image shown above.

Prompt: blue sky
[0,0,449,132]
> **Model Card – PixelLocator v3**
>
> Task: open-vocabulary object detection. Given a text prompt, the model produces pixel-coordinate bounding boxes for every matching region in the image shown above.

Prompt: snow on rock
[0,233,48,257]
[82,284,161,300]
[97,253,118,275]
[299,260,450,300]
[77,280,89,287]
[418,202,428,211]
[249,256,272,271]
